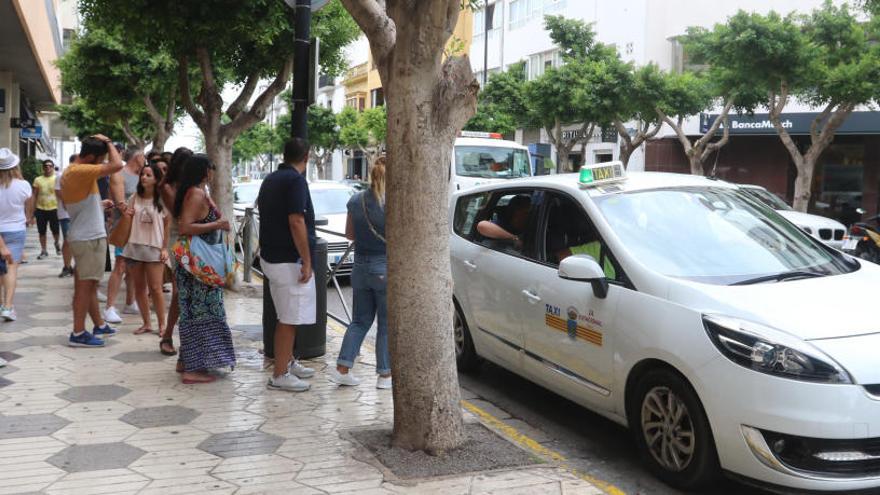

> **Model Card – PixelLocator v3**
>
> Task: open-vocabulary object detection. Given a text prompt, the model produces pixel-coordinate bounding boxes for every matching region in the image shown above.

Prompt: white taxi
[450,162,880,493]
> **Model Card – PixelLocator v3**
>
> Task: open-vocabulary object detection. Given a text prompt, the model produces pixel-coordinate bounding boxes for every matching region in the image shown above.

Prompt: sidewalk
[0,234,603,494]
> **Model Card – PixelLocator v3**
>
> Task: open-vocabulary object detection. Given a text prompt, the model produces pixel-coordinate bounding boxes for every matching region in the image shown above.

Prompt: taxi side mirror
[558,255,608,299]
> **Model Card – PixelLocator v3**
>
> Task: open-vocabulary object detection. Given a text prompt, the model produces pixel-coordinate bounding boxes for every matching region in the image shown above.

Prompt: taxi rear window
[453,193,489,238]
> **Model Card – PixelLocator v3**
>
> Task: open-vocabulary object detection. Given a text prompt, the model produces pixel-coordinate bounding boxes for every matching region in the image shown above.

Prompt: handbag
[108,198,133,247]
[172,231,234,287]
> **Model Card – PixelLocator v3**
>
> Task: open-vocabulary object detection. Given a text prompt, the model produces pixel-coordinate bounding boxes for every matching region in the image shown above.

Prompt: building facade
[0,0,67,159]
[467,0,873,222]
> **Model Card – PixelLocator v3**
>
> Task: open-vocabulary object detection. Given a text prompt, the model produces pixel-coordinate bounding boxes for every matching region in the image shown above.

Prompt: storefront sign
[20,125,42,139]
[562,129,588,140]
[700,111,880,135]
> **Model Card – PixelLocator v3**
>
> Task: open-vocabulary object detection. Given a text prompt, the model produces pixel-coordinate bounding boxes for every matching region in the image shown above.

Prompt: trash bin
[262,235,327,360]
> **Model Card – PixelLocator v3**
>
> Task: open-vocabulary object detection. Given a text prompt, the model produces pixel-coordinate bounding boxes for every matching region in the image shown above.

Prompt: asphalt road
[325,281,770,495]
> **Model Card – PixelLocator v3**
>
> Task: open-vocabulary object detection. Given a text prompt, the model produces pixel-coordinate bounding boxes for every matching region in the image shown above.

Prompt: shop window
[816,143,864,223]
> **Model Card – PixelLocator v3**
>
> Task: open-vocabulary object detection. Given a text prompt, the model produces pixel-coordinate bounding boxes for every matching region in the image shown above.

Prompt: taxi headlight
[703,315,852,384]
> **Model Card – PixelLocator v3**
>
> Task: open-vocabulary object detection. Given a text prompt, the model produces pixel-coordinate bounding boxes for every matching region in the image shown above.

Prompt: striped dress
[176,207,236,372]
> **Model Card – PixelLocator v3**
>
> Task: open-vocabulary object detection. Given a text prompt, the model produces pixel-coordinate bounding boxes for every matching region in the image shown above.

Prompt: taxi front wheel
[453,303,480,372]
[630,368,720,490]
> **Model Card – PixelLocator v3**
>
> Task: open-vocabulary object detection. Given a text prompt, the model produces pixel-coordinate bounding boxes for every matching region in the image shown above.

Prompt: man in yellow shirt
[32,160,60,259]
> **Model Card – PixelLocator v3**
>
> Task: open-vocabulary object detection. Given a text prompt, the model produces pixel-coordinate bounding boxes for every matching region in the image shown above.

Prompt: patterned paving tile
[0,414,70,439]
[119,405,200,428]
[197,430,285,458]
[0,351,22,362]
[46,443,147,473]
[56,384,131,403]
[111,351,170,363]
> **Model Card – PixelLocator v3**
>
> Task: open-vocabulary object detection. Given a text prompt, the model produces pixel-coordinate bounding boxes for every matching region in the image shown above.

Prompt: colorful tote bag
[172,233,234,287]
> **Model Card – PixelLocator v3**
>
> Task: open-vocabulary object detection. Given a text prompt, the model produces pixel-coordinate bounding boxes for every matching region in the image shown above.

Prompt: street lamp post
[263,0,330,361]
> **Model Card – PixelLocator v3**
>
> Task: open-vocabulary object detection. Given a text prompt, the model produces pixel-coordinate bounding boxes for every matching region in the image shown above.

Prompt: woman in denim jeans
[329,158,391,389]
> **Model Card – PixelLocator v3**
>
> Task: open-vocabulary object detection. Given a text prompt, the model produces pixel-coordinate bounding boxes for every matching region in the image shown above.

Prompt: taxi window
[453,192,489,239]
[473,190,543,260]
[541,192,625,283]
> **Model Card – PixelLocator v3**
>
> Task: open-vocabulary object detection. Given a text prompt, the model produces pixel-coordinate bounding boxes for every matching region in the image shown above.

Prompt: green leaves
[337,106,387,151]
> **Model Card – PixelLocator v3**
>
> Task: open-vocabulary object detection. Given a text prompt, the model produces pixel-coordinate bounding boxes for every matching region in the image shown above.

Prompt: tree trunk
[152,129,169,152]
[384,73,467,455]
[204,135,235,232]
[792,156,812,212]
[688,152,704,176]
[619,144,633,168]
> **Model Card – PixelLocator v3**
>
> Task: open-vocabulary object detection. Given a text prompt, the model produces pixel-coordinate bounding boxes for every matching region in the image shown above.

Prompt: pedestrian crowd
[0,137,392,391]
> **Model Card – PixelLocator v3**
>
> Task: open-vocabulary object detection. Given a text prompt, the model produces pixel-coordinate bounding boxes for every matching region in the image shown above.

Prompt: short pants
[71,238,108,281]
[260,258,317,326]
[35,209,59,237]
[0,230,26,263]
[59,218,70,238]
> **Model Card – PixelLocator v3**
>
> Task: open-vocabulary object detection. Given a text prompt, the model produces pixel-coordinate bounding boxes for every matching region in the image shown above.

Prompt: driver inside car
[476,194,531,249]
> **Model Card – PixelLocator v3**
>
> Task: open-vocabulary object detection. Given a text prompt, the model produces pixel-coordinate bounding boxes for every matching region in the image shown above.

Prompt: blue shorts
[0,230,26,264]
[115,246,124,257]
[59,218,70,238]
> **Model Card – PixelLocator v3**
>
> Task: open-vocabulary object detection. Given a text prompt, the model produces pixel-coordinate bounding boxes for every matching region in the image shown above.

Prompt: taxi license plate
[843,238,859,251]
[333,253,354,265]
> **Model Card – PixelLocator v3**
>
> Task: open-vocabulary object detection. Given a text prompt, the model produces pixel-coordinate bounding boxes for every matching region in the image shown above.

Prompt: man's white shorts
[261,259,316,326]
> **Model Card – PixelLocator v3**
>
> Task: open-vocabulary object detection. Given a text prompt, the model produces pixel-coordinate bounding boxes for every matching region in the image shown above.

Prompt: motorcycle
[844,211,880,263]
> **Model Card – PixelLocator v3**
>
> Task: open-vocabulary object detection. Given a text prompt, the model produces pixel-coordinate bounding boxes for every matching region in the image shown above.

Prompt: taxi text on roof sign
[578,161,626,188]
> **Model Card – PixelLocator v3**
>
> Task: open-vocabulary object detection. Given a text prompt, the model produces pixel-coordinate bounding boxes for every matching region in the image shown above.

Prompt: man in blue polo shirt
[257,138,317,392]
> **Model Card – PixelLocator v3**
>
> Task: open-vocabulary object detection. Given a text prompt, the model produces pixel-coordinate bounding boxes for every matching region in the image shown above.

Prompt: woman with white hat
[0,148,34,321]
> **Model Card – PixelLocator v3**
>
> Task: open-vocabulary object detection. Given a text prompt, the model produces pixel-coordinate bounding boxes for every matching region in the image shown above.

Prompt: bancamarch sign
[699,111,880,135]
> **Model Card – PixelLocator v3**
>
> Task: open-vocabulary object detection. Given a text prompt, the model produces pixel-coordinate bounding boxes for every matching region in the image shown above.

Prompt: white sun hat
[0,148,20,170]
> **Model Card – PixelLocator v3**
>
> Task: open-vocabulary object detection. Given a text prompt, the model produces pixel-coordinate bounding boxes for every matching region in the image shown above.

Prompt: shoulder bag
[108,197,134,247]
[172,231,235,288]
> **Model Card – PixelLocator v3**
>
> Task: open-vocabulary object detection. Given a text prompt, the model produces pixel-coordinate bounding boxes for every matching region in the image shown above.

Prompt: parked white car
[739,184,847,249]
[451,163,880,492]
[234,180,356,275]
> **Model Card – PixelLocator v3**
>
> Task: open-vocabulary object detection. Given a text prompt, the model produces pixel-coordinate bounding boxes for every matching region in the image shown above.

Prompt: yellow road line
[325,321,626,495]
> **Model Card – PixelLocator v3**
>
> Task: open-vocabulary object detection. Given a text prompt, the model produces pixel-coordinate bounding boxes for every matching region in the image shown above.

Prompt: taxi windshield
[595,187,856,285]
[455,146,530,179]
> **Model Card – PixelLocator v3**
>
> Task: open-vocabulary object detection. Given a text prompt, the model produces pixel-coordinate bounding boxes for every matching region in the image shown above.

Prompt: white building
[469,0,847,171]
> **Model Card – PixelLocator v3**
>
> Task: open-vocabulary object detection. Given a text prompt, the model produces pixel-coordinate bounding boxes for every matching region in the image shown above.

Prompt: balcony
[344,63,368,84]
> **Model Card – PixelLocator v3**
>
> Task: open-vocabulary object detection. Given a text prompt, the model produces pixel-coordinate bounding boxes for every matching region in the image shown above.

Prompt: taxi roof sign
[459,131,503,139]
[578,161,627,188]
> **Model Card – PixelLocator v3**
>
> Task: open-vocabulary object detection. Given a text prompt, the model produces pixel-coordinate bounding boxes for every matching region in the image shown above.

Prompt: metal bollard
[262,236,328,360]
[242,207,254,283]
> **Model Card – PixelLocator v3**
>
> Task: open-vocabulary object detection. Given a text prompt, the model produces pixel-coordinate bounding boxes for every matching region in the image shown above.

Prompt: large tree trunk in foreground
[342,0,479,454]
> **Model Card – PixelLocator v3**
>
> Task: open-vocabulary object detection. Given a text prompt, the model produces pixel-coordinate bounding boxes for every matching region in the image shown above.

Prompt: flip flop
[134,327,153,335]
[160,338,177,356]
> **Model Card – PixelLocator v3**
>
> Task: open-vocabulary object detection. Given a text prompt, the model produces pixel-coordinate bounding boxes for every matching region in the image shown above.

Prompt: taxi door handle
[463,260,477,271]
[522,290,541,303]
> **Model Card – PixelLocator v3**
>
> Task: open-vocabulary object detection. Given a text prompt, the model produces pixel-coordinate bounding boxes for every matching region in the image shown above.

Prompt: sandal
[181,372,216,384]
[160,338,177,356]
[134,327,153,335]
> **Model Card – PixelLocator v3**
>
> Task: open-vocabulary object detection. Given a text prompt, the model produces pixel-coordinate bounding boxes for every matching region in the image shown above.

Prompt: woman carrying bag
[329,158,391,389]
[172,154,235,384]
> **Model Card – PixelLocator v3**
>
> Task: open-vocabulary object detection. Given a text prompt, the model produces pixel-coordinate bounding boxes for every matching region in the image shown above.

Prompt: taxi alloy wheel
[453,303,480,372]
[630,368,719,489]
[641,386,695,472]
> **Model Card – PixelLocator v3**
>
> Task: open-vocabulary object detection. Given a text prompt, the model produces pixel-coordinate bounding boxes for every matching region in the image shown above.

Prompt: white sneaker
[0,307,15,322]
[96,291,107,303]
[122,302,140,315]
[328,368,361,387]
[376,375,392,390]
[0,357,7,367]
[289,360,315,379]
[267,372,310,392]
[103,307,122,324]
